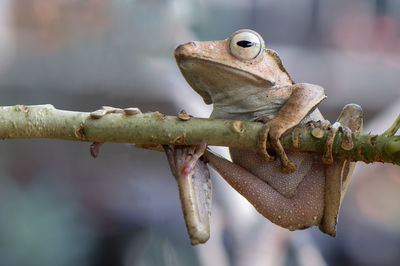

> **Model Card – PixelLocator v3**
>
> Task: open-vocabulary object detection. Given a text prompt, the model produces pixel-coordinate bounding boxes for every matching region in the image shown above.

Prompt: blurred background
[0,0,399,265]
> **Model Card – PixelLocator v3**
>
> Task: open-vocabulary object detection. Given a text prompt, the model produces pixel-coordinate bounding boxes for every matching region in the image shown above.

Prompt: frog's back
[265,49,294,85]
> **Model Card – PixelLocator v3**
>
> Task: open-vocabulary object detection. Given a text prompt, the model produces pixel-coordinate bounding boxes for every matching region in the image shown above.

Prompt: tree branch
[0,104,399,166]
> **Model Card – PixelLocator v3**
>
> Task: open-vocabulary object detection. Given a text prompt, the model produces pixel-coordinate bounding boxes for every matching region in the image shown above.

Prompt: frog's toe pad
[90,142,103,158]
[281,160,296,174]
[340,126,354,150]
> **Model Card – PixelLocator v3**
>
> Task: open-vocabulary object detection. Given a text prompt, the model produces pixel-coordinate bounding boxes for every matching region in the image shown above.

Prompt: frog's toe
[270,136,297,174]
[276,143,296,174]
[340,126,354,150]
[322,122,341,164]
[257,124,275,161]
[337,104,363,150]
[320,119,331,130]
[90,142,103,158]
[281,160,297,174]
[337,104,363,132]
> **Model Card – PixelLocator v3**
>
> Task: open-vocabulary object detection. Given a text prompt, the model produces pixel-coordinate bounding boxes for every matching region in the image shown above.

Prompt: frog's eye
[229,30,263,60]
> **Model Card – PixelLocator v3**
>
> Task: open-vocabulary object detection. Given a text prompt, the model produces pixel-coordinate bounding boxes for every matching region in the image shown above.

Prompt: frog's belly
[228,107,325,197]
[229,148,324,198]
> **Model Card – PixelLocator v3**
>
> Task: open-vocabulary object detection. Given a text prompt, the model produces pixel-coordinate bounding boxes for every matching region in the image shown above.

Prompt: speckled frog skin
[174,29,363,236]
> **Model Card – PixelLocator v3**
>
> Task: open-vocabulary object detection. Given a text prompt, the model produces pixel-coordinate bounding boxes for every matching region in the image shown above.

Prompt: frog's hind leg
[163,142,212,245]
[319,104,363,236]
[204,149,326,231]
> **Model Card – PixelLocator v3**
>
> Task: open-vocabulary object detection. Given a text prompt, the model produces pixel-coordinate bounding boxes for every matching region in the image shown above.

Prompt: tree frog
[171,29,363,241]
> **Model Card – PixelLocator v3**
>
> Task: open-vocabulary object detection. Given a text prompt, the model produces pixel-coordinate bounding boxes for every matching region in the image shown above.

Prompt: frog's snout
[175,41,198,58]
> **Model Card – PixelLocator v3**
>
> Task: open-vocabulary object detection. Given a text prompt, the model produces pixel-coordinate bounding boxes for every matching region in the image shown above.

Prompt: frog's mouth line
[175,55,273,86]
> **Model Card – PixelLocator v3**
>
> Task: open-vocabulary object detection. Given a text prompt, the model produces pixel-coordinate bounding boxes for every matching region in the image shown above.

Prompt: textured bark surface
[0,104,398,166]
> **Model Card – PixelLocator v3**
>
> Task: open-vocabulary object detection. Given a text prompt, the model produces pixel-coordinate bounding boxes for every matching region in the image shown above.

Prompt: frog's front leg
[89,106,141,157]
[259,83,326,173]
[163,142,212,245]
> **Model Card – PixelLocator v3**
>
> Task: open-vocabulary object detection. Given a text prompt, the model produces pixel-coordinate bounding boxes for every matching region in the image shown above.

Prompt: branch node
[369,135,377,147]
[232,120,244,134]
[74,123,86,140]
[178,110,191,121]
[16,105,29,113]
[311,128,325,139]
[173,135,186,145]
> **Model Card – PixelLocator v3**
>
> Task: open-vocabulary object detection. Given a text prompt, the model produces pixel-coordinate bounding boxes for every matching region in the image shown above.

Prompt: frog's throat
[177,56,276,106]
[210,88,288,121]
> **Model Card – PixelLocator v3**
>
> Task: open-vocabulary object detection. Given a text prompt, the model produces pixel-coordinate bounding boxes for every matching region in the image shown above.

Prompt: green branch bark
[0,104,399,166]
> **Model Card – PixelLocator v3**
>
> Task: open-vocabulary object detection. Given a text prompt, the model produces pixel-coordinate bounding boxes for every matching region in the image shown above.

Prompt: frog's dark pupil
[237,40,254,48]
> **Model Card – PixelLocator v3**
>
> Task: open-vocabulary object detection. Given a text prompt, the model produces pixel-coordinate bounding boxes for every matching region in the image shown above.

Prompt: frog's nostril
[175,41,199,57]
[175,44,185,52]
[189,41,198,48]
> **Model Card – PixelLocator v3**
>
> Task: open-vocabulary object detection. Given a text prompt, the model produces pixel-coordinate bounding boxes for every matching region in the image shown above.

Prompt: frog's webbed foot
[317,121,353,164]
[89,106,142,158]
[163,141,212,245]
[322,122,354,164]
[319,104,363,164]
[258,120,297,174]
[321,121,340,164]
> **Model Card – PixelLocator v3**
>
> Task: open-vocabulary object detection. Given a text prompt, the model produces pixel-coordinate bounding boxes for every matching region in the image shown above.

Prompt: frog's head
[175,29,293,105]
